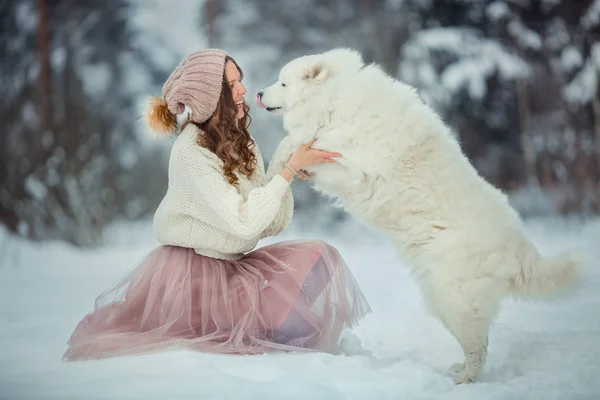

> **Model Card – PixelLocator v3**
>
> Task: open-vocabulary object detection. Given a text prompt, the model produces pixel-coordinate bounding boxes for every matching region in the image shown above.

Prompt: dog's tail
[509,245,586,299]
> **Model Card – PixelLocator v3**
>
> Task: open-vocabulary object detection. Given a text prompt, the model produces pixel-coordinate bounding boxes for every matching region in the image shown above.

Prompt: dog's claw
[450,362,478,384]
[454,374,476,385]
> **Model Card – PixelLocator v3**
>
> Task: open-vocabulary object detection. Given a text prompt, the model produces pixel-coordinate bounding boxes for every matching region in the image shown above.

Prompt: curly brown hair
[181,56,256,186]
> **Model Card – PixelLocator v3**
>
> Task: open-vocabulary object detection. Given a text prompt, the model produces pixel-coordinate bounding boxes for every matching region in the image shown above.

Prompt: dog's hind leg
[428,282,504,384]
[441,310,490,384]
[452,327,489,384]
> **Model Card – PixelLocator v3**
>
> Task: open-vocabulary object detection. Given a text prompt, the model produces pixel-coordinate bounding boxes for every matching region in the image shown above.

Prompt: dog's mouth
[256,93,282,112]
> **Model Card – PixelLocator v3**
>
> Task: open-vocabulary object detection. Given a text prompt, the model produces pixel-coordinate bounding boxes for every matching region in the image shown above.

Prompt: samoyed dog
[257,48,585,384]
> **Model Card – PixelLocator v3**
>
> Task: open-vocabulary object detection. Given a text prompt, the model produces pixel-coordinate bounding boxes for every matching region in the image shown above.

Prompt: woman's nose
[239,82,247,96]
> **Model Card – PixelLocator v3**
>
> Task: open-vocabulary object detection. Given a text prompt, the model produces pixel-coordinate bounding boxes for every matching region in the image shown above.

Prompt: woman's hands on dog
[287,138,341,173]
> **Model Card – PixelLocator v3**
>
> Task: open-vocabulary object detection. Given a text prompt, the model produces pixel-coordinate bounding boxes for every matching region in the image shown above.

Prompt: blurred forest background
[1,0,599,247]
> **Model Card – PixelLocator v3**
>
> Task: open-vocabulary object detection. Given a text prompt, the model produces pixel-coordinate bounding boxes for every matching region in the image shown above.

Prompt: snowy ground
[0,216,599,400]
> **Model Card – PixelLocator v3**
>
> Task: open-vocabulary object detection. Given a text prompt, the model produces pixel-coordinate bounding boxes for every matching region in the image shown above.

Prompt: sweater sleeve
[260,169,294,239]
[190,170,291,240]
[260,187,294,238]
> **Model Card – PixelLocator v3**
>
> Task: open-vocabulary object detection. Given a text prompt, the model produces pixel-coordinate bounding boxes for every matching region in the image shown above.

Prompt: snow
[561,46,583,72]
[81,64,112,96]
[546,18,570,52]
[15,2,36,32]
[1,216,599,399]
[564,43,600,106]
[582,0,600,29]
[541,0,561,12]
[508,20,542,50]
[24,176,48,201]
[486,2,510,22]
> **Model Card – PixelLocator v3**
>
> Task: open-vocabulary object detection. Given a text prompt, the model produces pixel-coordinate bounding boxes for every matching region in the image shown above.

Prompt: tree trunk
[37,0,53,135]
[593,69,600,211]
[516,72,536,184]
[511,9,536,185]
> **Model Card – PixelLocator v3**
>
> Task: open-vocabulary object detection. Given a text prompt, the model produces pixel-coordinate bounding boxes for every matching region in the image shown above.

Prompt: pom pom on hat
[144,96,178,135]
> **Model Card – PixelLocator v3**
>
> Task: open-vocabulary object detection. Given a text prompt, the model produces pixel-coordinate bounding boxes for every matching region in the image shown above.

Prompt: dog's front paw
[297,169,315,180]
[266,137,296,180]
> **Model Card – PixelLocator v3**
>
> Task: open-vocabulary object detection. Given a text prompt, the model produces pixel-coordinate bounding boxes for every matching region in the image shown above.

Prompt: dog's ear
[302,61,329,83]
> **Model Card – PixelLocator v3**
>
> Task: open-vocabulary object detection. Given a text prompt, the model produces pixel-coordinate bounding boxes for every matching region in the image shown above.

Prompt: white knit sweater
[153,124,294,260]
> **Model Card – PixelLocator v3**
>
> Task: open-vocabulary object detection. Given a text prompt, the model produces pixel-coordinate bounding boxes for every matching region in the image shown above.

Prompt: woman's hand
[287,138,341,171]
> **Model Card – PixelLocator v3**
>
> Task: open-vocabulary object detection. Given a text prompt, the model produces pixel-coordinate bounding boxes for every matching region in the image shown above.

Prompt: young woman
[63,49,370,360]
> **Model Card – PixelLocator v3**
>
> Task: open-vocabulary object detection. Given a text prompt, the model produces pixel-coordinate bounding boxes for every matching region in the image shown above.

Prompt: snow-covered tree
[0,0,168,245]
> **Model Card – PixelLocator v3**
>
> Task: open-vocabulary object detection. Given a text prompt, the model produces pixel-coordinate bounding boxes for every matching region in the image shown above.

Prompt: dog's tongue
[256,94,267,109]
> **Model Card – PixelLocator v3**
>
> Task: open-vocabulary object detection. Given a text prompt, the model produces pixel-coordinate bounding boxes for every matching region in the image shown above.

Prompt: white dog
[257,48,585,384]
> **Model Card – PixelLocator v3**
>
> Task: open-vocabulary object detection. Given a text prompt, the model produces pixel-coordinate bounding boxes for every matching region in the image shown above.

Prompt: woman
[63,49,370,361]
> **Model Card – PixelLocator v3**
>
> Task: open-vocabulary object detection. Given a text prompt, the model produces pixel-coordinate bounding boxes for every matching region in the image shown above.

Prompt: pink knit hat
[145,49,227,134]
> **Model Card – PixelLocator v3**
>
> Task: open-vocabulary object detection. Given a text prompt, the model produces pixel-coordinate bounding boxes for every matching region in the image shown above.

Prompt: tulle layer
[63,240,371,360]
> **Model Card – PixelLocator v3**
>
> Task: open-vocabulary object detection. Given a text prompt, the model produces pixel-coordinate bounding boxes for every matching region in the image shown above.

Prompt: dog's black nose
[257,91,263,98]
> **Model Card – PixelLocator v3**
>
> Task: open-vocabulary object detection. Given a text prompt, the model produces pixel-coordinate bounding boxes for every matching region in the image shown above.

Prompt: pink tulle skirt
[63,240,371,360]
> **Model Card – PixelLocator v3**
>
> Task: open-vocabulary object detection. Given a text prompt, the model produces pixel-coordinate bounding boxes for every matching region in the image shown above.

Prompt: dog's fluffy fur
[258,48,586,384]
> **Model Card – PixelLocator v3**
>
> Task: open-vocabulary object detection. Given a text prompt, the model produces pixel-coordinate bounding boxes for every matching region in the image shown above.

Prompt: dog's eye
[281,83,286,87]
